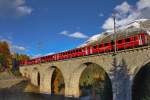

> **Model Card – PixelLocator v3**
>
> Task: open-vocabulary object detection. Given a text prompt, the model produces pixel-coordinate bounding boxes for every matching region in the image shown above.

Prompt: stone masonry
[20,46,150,100]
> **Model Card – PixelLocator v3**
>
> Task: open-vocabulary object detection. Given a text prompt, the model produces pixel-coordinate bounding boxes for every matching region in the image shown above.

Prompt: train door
[88,46,93,55]
[139,35,143,45]
[141,33,148,45]
[81,48,85,56]
[85,47,88,55]
[145,34,148,45]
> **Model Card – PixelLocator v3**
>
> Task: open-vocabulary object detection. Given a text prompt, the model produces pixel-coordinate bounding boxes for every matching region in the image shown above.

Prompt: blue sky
[0,0,149,57]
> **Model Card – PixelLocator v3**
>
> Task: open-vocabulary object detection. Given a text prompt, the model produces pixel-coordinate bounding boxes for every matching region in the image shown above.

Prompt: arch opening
[79,62,113,100]
[37,72,40,86]
[51,67,65,95]
[132,62,150,100]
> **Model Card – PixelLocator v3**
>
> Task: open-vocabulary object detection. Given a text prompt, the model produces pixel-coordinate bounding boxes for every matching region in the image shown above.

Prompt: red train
[20,32,148,66]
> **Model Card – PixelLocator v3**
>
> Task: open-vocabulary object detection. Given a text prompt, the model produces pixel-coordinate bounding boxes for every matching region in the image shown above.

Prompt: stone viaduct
[19,46,150,100]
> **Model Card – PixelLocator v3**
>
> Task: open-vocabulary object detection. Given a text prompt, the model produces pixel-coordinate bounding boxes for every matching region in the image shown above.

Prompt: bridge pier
[109,55,134,100]
[110,75,133,100]
[65,64,87,98]
[40,68,55,94]
[30,70,39,86]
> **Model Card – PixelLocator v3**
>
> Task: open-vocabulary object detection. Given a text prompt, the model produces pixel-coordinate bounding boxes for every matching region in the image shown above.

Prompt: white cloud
[59,31,88,39]
[17,6,32,16]
[137,0,150,10]
[115,2,131,14]
[0,0,33,17]
[59,30,69,35]
[99,13,104,17]
[102,0,150,30]
[12,45,27,51]
[0,39,12,44]
[69,32,88,39]
[102,17,114,30]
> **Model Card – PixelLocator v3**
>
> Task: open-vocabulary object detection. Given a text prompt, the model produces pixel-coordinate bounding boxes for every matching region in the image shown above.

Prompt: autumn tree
[0,41,29,73]
[11,53,30,74]
[51,68,65,95]
[0,41,11,71]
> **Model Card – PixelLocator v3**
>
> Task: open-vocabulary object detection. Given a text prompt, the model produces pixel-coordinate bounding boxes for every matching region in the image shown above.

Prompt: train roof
[88,29,147,46]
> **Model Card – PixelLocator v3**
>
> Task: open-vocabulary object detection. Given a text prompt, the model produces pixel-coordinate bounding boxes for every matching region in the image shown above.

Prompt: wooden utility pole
[113,13,117,53]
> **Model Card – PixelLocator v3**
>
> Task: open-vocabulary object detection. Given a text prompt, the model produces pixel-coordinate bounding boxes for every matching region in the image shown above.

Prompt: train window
[125,38,130,42]
[118,40,122,44]
[104,43,109,46]
[99,44,103,47]
[133,36,137,41]
[79,49,82,52]
[93,45,97,49]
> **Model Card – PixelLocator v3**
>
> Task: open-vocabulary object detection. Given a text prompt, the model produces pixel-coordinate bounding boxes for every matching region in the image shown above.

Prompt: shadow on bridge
[132,62,150,100]
[78,62,113,100]
[51,66,65,96]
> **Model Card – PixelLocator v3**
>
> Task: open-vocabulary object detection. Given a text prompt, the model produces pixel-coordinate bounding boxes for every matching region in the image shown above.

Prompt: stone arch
[133,59,150,77]
[42,66,65,95]
[51,66,65,95]
[132,62,150,100]
[69,62,113,99]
